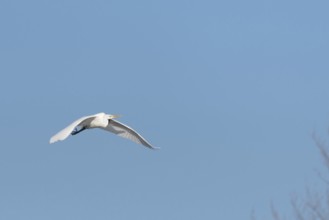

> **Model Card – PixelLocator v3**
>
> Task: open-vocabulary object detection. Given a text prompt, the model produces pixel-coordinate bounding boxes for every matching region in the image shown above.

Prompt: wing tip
[49,135,61,144]
[49,138,56,144]
[148,145,160,150]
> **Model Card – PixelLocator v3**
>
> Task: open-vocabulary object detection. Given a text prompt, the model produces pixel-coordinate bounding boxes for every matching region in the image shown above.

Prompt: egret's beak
[110,114,121,119]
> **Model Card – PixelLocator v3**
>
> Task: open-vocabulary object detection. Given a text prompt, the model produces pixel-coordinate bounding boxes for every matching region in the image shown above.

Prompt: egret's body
[80,113,109,128]
[50,112,157,149]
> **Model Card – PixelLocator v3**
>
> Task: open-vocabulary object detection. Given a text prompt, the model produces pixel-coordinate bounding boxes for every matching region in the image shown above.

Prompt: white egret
[49,112,157,149]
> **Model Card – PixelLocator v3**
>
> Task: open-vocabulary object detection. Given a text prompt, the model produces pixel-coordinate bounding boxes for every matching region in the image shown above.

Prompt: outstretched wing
[101,119,158,149]
[49,115,95,144]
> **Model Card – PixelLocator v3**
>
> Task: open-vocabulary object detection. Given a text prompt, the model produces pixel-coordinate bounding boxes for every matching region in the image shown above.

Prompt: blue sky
[1,0,329,219]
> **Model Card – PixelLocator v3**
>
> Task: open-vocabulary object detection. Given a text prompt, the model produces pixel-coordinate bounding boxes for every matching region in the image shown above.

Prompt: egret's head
[108,114,121,119]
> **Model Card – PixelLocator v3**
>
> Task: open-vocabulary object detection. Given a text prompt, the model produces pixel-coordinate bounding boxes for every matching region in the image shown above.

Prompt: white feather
[49,112,157,150]
[101,119,157,149]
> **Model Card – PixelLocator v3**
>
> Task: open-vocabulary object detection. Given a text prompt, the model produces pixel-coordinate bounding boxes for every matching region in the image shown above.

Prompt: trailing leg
[71,127,86,135]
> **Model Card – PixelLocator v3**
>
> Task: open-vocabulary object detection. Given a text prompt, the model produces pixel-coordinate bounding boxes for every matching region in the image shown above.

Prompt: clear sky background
[1,0,329,219]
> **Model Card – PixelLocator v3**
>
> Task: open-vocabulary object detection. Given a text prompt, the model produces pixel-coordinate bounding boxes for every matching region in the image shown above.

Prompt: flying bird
[49,112,157,149]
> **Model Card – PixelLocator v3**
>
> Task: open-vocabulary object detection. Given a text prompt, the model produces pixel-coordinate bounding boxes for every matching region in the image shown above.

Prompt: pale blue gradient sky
[0,0,329,219]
